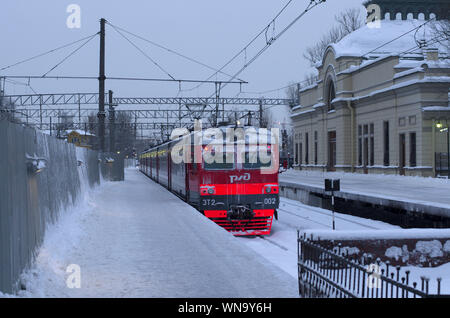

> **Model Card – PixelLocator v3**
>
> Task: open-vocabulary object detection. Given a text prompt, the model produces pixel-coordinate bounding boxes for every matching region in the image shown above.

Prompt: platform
[21,168,298,298]
[280,170,450,218]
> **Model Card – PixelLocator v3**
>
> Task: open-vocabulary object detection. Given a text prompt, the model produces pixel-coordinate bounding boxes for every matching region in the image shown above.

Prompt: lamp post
[436,121,450,178]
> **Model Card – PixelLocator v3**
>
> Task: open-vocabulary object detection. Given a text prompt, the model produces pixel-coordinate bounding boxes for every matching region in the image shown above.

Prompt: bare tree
[303,73,318,86]
[303,8,364,66]
[114,112,137,156]
[335,8,364,35]
[429,20,450,53]
[285,82,300,106]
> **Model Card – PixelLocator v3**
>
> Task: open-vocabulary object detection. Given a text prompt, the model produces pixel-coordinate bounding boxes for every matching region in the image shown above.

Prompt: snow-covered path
[18,168,298,298]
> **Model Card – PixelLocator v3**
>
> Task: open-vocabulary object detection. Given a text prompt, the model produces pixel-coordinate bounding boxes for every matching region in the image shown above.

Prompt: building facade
[291,0,450,177]
[67,130,96,149]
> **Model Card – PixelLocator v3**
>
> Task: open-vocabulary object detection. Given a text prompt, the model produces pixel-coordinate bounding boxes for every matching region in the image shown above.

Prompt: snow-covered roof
[67,129,95,137]
[328,19,447,61]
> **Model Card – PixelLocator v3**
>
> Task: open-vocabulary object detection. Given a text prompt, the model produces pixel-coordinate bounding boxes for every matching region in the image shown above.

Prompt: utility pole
[109,90,116,153]
[98,18,106,152]
[259,99,263,128]
[215,82,220,127]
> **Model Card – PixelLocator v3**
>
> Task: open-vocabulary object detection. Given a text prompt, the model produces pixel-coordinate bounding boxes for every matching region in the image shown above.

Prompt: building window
[314,131,318,165]
[383,121,390,166]
[409,115,416,125]
[410,132,416,167]
[327,80,336,111]
[370,123,374,166]
[295,143,299,165]
[305,133,309,165]
[363,125,369,167]
[399,117,406,127]
[358,125,362,166]
[299,142,303,167]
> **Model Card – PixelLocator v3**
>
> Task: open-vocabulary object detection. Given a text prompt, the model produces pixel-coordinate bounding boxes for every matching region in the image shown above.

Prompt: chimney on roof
[424,47,439,61]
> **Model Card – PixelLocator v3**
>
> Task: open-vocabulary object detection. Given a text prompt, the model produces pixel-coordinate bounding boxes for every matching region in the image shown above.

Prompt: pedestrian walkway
[20,168,298,298]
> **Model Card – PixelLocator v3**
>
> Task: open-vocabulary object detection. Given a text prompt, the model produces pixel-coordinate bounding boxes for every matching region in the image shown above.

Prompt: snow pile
[385,246,403,261]
[444,241,450,253]
[338,246,360,256]
[415,240,444,258]
[16,187,97,297]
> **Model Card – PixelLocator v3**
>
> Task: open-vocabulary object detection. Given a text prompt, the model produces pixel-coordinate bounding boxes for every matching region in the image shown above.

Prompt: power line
[1,75,247,85]
[105,22,245,83]
[251,18,445,103]
[361,17,436,57]
[216,0,325,95]
[108,23,176,80]
[182,0,297,93]
[0,33,100,72]
[42,33,98,77]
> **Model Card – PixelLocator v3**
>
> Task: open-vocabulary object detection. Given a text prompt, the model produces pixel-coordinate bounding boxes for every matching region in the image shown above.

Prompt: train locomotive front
[197,139,279,236]
[139,126,280,236]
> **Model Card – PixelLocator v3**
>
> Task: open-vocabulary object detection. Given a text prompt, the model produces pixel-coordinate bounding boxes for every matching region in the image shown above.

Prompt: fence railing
[297,232,446,298]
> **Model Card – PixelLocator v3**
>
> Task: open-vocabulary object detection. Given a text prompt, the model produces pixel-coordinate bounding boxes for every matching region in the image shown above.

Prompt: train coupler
[227,205,254,220]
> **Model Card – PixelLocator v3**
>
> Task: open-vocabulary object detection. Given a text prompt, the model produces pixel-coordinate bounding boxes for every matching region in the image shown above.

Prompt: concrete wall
[0,119,100,294]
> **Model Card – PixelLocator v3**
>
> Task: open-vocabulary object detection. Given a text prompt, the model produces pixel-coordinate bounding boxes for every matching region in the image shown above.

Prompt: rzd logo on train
[230,173,251,184]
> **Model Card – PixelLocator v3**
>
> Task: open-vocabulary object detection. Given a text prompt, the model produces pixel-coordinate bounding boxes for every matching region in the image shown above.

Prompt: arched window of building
[327,80,336,111]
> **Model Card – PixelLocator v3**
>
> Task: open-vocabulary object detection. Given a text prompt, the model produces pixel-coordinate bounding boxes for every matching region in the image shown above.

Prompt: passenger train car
[139,125,280,236]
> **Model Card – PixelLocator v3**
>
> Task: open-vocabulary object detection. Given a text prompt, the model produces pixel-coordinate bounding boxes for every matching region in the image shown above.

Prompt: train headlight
[263,184,278,194]
[201,185,216,195]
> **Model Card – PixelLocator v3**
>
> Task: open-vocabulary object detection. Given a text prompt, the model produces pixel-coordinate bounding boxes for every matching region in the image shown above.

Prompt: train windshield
[243,145,272,169]
[203,147,234,170]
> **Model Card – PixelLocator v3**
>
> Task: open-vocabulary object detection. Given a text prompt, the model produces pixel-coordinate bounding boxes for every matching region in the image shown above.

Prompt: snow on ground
[236,198,400,280]
[237,198,450,296]
[6,168,297,298]
[280,169,450,210]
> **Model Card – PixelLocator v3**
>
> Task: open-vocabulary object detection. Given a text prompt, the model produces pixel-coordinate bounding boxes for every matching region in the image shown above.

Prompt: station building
[291,0,450,177]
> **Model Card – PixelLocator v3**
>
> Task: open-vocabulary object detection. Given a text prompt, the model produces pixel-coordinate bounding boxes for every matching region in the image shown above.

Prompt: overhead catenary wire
[182,0,297,93]
[216,0,326,96]
[1,75,246,84]
[105,21,245,83]
[0,33,100,73]
[255,17,444,104]
[108,23,176,80]
[42,33,99,77]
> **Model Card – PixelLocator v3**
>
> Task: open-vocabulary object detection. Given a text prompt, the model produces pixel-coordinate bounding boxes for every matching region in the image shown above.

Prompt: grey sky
[0,0,367,99]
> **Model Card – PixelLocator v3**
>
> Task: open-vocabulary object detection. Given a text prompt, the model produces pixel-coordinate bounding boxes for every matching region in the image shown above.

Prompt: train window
[203,152,234,170]
[243,151,272,169]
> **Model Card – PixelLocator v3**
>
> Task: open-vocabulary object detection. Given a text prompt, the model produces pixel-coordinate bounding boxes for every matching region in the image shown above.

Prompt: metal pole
[50,117,52,136]
[78,93,81,126]
[39,96,43,130]
[447,121,449,179]
[109,90,115,153]
[259,100,263,127]
[98,18,106,152]
[332,190,336,230]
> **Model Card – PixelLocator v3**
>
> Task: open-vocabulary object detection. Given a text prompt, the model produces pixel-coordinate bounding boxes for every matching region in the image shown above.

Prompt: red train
[139,125,280,236]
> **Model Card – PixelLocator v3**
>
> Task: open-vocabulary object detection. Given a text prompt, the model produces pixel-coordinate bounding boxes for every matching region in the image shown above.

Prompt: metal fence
[297,232,446,298]
[0,119,100,294]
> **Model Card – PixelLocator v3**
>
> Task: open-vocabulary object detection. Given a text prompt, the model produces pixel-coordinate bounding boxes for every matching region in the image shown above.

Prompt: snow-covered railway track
[279,201,381,230]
